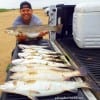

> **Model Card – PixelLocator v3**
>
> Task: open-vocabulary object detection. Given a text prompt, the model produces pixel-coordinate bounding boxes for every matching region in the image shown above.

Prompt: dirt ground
[0,9,48,94]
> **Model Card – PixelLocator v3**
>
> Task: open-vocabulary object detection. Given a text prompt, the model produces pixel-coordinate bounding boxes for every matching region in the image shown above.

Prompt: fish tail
[78,80,100,92]
[28,90,40,100]
[65,67,87,78]
[85,79,100,92]
[80,82,90,89]
[69,67,88,79]
[56,24,63,33]
[78,67,88,76]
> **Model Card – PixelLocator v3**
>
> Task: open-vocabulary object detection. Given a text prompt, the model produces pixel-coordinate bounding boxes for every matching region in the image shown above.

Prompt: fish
[9,64,72,72]
[18,45,61,55]
[18,52,60,58]
[19,51,38,57]
[6,24,62,38]
[22,48,55,53]
[18,52,40,58]
[9,68,85,81]
[18,44,48,49]
[0,80,89,99]
[21,48,60,55]
[11,58,68,67]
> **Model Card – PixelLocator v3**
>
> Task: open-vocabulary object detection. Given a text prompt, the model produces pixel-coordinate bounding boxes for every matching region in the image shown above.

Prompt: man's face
[20,7,33,21]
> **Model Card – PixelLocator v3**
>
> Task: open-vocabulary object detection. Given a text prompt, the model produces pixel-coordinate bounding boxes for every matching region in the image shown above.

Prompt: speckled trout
[6,24,62,38]
[9,67,86,81]
[0,80,89,99]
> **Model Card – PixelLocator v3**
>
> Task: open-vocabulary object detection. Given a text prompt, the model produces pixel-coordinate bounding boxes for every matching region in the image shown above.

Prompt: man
[13,1,47,42]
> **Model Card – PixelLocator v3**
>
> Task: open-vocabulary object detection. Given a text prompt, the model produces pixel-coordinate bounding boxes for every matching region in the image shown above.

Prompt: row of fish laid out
[18,44,63,56]
[17,44,71,67]
[0,44,89,99]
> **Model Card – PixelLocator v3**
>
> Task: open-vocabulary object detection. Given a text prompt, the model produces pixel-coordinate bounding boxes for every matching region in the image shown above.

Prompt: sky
[0,0,99,9]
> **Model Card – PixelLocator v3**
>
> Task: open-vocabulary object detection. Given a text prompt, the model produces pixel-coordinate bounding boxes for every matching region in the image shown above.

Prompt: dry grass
[0,9,48,94]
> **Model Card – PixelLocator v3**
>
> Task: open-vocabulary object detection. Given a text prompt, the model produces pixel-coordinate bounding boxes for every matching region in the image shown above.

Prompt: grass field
[0,9,10,12]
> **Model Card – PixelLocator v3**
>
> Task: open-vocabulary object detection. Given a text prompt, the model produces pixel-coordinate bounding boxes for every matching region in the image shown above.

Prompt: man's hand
[38,31,48,37]
[16,33,27,42]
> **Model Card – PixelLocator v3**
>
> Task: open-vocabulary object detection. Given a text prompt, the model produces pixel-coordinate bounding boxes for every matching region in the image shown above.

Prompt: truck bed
[56,37,100,99]
[0,39,89,100]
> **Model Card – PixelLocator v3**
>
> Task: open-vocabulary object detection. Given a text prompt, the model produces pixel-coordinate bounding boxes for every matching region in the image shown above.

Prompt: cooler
[73,3,100,48]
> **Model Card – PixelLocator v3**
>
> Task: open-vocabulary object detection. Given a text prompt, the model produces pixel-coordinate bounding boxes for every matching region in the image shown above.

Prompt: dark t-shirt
[13,15,42,27]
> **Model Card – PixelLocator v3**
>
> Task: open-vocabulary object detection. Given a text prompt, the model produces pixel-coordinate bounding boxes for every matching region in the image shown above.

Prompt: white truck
[48,2,100,100]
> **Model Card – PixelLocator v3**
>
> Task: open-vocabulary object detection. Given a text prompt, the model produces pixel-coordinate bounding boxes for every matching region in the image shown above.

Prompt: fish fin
[85,79,100,92]
[58,66,75,70]
[27,95,37,100]
[80,82,90,89]
[32,96,38,100]
[28,90,40,99]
